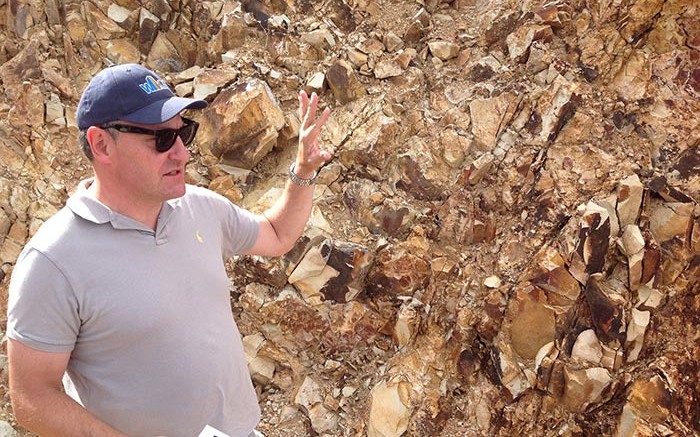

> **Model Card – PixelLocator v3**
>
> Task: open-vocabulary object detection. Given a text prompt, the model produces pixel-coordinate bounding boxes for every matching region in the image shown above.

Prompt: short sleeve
[221,201,260,259]
[7,248,80,353]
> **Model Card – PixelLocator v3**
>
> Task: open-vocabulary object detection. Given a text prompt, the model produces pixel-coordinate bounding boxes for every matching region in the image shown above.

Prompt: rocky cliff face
[0,0,698,436]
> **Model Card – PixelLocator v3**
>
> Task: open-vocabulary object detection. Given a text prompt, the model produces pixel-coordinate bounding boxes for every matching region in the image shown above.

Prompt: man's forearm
[13,387,127,437]
[262,177,316,254]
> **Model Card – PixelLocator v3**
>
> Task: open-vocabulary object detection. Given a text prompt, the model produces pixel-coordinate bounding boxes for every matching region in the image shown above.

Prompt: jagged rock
[337,112,399,172]
[530,266,581,306]
[617,174,644,228]
[198,79,285,169]
[365,242,431,297]
[367,379,412,437]
[193,68,238,100]
[584,275,626,342]
[374,59,403,79]
[615,374,672,436]
[619,225,645,290]
[397,138,451,201]
[577,201,612,277]
[649,201,693,243]
[301,29,336,51]
[305,72,326,94]
[571,329,603,364]
[243,333,275,385]
[469,93,518,151]
[427,41,459,61]
[467,152,494,185]
[393,300,421,348]
[294,376,338,434]
[562,366,613,412]
[326,60,366,104]
[625,308,649,363]
[287,238,374,304]
[494,338,533,399]
[138,8,160,54]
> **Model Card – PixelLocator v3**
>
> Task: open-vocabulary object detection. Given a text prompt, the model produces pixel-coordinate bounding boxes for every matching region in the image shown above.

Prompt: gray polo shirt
[7,181,261,437]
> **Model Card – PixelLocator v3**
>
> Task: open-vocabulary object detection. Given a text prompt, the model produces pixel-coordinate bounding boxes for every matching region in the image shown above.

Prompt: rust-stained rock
[365,242,431,298]
[584,275,626,342]
[616,374,673,436]
[2,0,700,435]
[617,174,644,228]
[199,79,285,169]
[287,238,374,304]
[578,201,612,276]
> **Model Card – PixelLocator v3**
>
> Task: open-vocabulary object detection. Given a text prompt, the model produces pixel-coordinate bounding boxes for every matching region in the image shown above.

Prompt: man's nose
[168,135,190,162]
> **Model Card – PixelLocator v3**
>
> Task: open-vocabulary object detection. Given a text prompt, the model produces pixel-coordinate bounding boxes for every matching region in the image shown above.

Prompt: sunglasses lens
[179,121,198,147]
[155,130,178,153]
[152,120,199,153]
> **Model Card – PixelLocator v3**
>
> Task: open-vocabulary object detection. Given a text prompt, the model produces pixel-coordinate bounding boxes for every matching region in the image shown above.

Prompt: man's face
[107,115,191,205]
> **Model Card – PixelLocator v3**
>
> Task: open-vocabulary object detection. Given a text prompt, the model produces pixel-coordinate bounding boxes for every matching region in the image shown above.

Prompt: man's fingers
[304,93,319,129]
[309,107,331,139]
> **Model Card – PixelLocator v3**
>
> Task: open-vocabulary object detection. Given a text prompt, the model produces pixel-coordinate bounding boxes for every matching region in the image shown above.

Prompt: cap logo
[139,75,170,95]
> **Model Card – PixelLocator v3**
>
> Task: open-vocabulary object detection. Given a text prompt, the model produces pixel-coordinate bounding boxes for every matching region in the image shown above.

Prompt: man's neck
[87,179,162,231]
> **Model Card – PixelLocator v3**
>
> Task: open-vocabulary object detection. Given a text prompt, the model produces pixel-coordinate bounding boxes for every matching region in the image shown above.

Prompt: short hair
[79,128,118,161]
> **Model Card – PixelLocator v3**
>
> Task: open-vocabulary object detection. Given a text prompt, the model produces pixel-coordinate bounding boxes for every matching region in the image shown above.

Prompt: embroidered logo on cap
[139,75,170,94]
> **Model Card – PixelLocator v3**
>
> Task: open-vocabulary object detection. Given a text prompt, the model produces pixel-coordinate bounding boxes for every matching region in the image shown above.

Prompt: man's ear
[86,126,114,162]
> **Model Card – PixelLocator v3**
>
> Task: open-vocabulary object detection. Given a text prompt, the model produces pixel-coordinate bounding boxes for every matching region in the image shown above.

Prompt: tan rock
[383,31,403,52]
[508,285,556,360]
[530,266,581,305]
[649,201,693,243]
[374,59,403,79]
[84,2,126,40]
[427,41,460,61]
[305,72,326,94]
[302,29,336,51]
[467,152,494,185]
[625,308,650,363]
[193,68,238,100]
[494,339,532,398]
[198,79,285,169]
[616,174,644,228]
[562,366,613,412]
[571,329,603,364]
[469,93,518,151]
[616,374,672,437]
[365,242,431,297]
[138,7,160,54]
[367,379,412,437]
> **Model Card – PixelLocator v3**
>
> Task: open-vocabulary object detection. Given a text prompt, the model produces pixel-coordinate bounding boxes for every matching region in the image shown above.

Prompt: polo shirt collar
[66,179,178,232]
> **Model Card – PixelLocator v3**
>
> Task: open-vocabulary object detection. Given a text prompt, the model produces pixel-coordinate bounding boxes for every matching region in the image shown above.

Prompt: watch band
[288,163,318,186]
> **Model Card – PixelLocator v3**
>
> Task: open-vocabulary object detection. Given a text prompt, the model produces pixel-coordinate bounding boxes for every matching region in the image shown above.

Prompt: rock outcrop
[1,0,698,436]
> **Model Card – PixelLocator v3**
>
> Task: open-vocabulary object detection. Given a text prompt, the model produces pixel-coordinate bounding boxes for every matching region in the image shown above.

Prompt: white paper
[197,425,231,437]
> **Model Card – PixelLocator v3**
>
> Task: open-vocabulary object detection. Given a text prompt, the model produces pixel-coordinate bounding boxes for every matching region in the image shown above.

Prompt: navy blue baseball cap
[76,63,207,129]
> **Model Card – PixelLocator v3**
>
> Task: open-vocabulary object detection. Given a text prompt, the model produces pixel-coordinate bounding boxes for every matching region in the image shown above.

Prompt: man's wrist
[289,163,318,186]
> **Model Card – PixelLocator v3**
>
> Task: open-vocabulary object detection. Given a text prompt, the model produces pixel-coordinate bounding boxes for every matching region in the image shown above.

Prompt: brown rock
[326,60,366,104]
[562,366,613,412]
[199,79,285,169]
[507,285,556,360]
[365,242,431,297]
[649,201,693,243]
[584,275,626,342]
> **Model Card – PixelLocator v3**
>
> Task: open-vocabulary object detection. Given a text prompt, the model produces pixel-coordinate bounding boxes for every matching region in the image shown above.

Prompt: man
[6,63,331,437]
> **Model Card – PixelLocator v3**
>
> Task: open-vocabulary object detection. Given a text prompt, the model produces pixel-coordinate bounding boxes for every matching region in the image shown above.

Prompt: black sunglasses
[101,117,199,153]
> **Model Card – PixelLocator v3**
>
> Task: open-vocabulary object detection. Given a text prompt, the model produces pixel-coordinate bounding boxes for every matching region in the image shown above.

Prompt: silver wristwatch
[288,163,318,186]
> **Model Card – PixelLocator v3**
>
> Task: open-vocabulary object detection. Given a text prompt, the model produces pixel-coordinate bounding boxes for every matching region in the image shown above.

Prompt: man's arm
[8,339,129,437]
[245,91,332,257]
